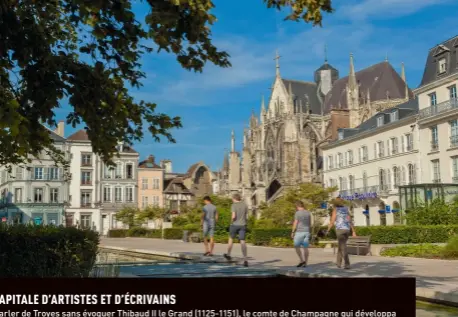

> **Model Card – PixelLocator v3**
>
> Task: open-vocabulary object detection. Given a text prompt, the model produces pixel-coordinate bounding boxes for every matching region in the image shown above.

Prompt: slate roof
[282,79,323,114]
[138,155,161,168]
[48,130,66,142]
[163,177,193,194]
[419,35,458,87]
[336,98,419,142]
[67,129,138,153]
[324,61,412,113]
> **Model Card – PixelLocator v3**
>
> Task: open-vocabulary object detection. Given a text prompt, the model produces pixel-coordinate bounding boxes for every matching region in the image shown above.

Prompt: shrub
[163,228,185,239]
[442,235,458,259]
[145,229,162,238]
[405,198,458,225]
[127,227,149,237]
[380,244,444,258]
[108,229,128,237]
[0,224,99,277]
[270,237,293,247]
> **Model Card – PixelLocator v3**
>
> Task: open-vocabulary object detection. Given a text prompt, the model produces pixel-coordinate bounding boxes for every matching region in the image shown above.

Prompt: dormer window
[338,131,343,140]
[390,110,398,122]
[377,116,384,127]
[438,58,447,74]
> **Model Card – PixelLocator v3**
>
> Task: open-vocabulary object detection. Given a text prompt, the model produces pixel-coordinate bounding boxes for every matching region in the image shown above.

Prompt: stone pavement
[100,237,458,305]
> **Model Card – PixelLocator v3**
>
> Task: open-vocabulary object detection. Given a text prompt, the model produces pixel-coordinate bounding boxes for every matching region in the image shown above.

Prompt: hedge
[0,224,99,277]
[108,228,162,238]
[251,225,458,246]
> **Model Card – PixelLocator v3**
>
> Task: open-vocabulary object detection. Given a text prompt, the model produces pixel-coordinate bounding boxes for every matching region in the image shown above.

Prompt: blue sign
[320,202,328,209]
[392,209,400,213]
[34,217,42,225]
[341,192,377,201]
[378,209,385,214]
[385,205,391,213]
[362,210,369,215]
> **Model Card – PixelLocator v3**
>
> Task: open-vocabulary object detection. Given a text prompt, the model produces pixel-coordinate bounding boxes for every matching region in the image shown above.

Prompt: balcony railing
[433,179,441,184]
[81,202,92,208]
[392,148,398,155]
[431,142,439,151]
[362,155,368,161]
[81,180,92,185]
[419,98,458,119]
[453,176,458,183]
[406,143,414,151]
[451,136,458,148]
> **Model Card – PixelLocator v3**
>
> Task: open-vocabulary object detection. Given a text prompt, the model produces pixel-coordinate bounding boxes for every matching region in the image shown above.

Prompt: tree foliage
[405,198,458,226]
[1,0,333,168]
[259,183,337,228]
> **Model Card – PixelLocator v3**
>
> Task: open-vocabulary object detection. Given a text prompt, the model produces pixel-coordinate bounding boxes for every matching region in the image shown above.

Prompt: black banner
[0,278,415,317]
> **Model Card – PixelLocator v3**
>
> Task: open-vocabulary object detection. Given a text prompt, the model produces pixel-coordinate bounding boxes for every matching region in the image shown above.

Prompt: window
[115,187,122,202]
[50,188,59,203]
[347,150,353,165]
[393,166,400,188]
[406,134,413,151]
[362,172,368,190]
[408,164,416,185]
[432,159,441,183]
[438,58,446,74]
[449,85,457,100]
[142,178,148,189]
[152,196,160,206]
[81,191,91,207]
[338,131,343,140]
[142,196,148,208]
[49,167,59,180]
[452,157,458,183]
[103,187,112,202]
[337,153,343,168]
[14,188,22,203]
[81,154,92,166]
[377,141,384,157]
[379,169,387,191]
[362,146,368,161]
[80,215,92,229]
[390,137,398,154]
[431,126,438,151]
[34,188,43,202]
[451,120,458,147]
[126,164,133,179]
[81,171,92,185]
[376,116,384,127]
[34,167,44,180]
[390,110,398,122]
[115,164,123,179]
[15,167,23,180]
[152,178,160,190]
[349,175,355,192]
[104,165,112,179]
[429,92,437,107]
[328,156,334,169]
[125,187,134,202]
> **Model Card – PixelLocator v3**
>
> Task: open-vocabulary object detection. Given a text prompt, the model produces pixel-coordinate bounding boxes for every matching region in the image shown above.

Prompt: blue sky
[57,0,458,173]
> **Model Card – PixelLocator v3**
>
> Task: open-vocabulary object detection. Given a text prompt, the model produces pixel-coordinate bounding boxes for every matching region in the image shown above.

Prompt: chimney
[148,155,155,163]
[54,121,65,137]
[160,160,172,173]
[330,108,350,140]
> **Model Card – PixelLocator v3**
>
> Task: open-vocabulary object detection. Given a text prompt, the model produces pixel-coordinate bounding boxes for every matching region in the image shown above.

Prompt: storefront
[399,183,458,209]
[5,203,65,225]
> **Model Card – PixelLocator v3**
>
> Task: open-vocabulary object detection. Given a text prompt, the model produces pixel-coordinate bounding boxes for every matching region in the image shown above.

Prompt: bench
[347,236,372,256]
[189,232,201,243]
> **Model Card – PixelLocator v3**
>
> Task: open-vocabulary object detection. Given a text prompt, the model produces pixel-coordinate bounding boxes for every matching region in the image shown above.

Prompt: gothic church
[217,51,412,213]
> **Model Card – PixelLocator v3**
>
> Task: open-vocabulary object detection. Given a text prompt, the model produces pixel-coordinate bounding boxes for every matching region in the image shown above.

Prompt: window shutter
[359,148,362,162]
[386,169,391,190]
[374,144,377,159]
[401,166,406,185]
[401,135,405,152]
[386,140,390,156]
[43,167,49,181]
[344,152,347,166]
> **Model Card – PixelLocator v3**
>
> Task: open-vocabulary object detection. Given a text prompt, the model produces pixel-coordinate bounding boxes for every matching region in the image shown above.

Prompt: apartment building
[137,155,164,209]
[0,122,70,225]
[415,36,458,188]
[322,99,419,226]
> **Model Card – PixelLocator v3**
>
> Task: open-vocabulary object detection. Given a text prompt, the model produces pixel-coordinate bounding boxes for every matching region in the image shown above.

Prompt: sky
[56,0,458,173]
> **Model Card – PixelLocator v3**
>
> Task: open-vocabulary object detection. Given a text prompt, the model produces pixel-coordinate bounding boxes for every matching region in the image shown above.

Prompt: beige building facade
[137,155,165,209]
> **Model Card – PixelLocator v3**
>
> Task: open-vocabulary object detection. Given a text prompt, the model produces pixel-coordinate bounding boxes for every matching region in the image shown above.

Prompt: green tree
[1,0,333,169]
[136,205,169,229]
[115,206,140,228]
[259,183,337,228]
[405,198,458,225]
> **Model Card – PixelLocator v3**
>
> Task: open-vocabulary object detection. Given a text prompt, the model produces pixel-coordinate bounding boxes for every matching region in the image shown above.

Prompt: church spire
[324,44,328,64]
[231,130,235,152]
[401,62,409,99]
[274,49,281,77]
[348,53,357,90]
[385,52,388,62]
[260,95,266,122]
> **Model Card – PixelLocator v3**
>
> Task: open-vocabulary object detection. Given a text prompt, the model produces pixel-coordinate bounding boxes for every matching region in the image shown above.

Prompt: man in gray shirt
[290,200,312,267]
[224,193,249,267]
[201,196,218,256]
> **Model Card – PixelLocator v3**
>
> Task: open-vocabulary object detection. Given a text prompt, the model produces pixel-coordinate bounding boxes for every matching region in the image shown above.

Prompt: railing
[451,136,458,148]
[453,177,458,183]
[406,143,414,151]
[419,98,458,119]
[81,180,92,185]
[431,142,439,151]
[378,152,384,158]
[81,202,92,208]
[433,179,441,184]
[392,148,398,155]
[81,162,92,167]
[31,175,64,181]
[362,155,368,162]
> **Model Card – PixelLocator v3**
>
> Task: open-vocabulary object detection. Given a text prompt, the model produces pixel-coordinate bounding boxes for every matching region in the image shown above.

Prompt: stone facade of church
[216,52,412,213]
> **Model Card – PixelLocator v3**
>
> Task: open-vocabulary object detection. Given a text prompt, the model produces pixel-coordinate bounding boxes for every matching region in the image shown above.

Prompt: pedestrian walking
[201,196,218,256]
[224,193,249,267]
[290,200,312,267]
[327,196,356,269]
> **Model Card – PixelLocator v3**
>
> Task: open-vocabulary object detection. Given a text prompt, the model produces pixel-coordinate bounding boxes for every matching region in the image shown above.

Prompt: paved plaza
[100,237,458,304]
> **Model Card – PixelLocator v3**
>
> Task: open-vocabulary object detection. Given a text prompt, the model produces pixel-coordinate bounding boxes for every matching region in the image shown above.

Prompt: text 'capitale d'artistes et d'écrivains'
[0,294,177,305]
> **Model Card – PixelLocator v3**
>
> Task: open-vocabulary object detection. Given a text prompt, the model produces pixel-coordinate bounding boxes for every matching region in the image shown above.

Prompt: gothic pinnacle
[348,53,357,90]
[274,49,281,77]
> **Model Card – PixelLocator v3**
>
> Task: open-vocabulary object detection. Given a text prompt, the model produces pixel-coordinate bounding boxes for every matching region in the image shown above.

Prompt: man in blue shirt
[201,196,218,256]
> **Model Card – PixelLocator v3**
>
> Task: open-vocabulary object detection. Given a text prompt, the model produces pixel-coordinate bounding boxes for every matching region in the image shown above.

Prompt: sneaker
[223,254,232,261]
[203,252,210,256]
[297,262,305,267]
[344,266,350,270]
[243,261,248,267]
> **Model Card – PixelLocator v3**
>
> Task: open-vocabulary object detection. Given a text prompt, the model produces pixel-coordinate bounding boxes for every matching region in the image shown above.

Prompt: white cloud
[338,0,453,21]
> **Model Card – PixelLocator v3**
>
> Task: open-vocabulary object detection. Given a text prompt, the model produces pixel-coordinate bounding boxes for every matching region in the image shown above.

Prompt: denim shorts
[293,232,310,248]
[203,221,215,237]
